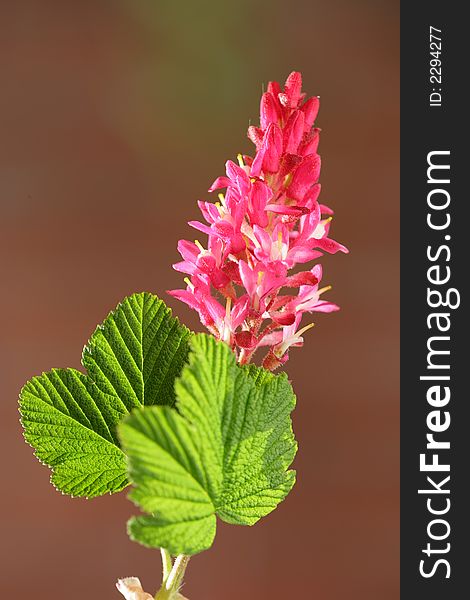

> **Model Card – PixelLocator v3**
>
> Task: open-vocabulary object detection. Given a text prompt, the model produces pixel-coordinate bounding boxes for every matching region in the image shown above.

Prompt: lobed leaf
[120,334,297,555]
[19,293,191,498]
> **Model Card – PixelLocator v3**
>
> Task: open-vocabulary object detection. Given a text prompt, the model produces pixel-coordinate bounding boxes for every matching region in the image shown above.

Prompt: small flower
[169,71,348,368]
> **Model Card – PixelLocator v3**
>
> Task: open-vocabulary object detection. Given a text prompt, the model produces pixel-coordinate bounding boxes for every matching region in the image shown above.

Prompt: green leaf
[119,334,297,555]
[19,293,191,498]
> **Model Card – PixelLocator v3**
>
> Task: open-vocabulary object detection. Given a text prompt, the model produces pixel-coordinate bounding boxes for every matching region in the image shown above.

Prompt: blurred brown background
[0,1,399,598]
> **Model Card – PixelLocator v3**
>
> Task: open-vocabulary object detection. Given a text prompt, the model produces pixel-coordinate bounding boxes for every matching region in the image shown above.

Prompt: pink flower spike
[170,71,347,365]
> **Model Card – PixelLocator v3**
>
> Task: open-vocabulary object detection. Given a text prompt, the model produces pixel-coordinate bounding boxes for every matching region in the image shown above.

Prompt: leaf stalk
[155,553,190,600]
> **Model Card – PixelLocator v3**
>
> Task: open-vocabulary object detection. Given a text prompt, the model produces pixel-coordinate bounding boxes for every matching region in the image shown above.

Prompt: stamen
[318,285,332,295]
[284,173,293,188]
[222,297,232,344]
[194,239,204,252]
[277,230,283,253]
[237,153,245,167]
[296,322,315,337]
[241,222,258,247]
[218,193,227,208]
[225,296,232,320]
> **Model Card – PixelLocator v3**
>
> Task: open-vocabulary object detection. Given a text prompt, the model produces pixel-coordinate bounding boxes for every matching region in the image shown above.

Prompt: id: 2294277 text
[429,26,443,107]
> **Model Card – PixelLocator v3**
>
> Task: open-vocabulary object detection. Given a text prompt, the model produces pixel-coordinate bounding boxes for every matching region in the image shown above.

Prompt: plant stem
[167,555,190,591]
[155,554,190,600]
[160,548,173,583]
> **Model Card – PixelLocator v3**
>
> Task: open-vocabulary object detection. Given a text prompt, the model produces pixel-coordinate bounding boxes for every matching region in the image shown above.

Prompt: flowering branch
[19,71,348,600]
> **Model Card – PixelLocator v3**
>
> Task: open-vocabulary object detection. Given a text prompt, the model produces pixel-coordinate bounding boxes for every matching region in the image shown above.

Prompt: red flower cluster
[169,71,348,369]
